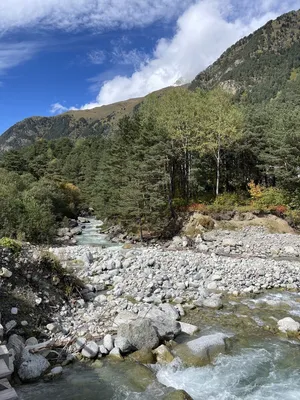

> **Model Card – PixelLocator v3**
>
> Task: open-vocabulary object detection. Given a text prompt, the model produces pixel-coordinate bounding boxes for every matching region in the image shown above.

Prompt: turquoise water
[76,219,120,247]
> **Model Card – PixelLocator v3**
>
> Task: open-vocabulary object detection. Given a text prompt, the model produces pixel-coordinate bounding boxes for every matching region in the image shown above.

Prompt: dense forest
[2,68,300,242]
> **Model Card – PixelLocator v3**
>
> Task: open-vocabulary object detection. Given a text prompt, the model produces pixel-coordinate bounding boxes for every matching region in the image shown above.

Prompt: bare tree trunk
[216,135,221,196]
[139,218,143,242]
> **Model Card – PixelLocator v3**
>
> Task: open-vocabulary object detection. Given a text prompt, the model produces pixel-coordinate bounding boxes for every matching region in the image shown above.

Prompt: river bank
[2,224,300,399]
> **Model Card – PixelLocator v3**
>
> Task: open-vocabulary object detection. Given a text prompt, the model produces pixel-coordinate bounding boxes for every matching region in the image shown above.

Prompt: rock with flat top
[179,322,199,336]
[278,317,300,333]
[117,318,159,350]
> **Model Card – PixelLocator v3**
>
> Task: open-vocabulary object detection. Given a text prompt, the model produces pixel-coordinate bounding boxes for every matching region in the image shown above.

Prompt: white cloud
[88,50,106,65]
[111,48,149,68]
[0,0,196,34]
[80,0,300,109]
[50,103,69,114]
[0,42,39,74]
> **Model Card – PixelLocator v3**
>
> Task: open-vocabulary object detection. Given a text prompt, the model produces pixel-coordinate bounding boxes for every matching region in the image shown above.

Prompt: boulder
[0,267,12,278]
[129,348,155,364]
[18,349,50,382]
[75,337,86,351]
[5,320,17,331]
[117,318,159,350]
[108,347,123,360]
[114,336,132,353]
[179,322,199,336]
[7,334,25,367]
[138,306,181,340]
[57,228,70,237]
[99,345,109,355]
[103,334,114,352]
[25,337,38,347]
[81,341,99,358]
[160,303,180,321]
[277,317,300,333]
[153,345,174,364]
[202,297,223,309]
[174,333,232,366]
[163,390,193,400]
[113,311,138,327]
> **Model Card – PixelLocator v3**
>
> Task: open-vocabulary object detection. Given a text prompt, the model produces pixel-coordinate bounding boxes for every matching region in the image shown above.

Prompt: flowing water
[76,218,120,247]
[17,291,300,400]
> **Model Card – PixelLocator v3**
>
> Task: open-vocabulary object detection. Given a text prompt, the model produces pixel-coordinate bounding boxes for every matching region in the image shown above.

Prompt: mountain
[0,85,180,153]
[0,97,142,153]
[1,9,300,152]
[190,10,300,103]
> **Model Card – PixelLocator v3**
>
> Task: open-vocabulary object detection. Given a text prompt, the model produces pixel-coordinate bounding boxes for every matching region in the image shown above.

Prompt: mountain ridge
[1,9,300,152]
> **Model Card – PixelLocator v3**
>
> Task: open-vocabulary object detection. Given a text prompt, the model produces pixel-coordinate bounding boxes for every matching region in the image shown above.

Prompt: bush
[0,237,22,254]
[256,187,288,208]
[213,192,248,209]
[187,203,207,213]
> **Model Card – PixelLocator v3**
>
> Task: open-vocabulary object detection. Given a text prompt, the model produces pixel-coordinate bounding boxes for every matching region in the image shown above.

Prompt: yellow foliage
[247,180,263,200]
[60,182,81,193]
[290,69,298,81]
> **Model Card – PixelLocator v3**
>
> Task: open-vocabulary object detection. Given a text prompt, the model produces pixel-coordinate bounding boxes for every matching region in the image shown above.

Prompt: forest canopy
[1,80,300,242]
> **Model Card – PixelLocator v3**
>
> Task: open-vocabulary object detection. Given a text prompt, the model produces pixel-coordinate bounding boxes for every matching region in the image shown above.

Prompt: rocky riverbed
[1,225,300,399]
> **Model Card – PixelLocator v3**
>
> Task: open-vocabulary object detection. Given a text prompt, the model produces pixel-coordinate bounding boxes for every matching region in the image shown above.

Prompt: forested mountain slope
[190,10,300,103]
[0,98,142,153]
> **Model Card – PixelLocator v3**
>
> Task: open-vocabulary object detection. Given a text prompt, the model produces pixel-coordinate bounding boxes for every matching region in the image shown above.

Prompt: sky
[0,0,299,134]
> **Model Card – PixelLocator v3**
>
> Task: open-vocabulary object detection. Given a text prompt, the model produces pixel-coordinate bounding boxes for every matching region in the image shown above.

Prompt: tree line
[2,76,300,242]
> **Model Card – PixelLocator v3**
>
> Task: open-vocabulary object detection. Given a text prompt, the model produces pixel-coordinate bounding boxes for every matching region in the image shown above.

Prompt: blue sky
[0,0,299,134]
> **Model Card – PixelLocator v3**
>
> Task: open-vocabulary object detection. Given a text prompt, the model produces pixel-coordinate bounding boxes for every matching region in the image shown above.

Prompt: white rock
[81,341,99,358]
[179,322,199,335]
[99,345,108,355]
[50,366,63,376]
[46,323,61,333]
[11,307,18,315]
[94,294,107,304]
[108,347,122,360]
[222,238,237,247]
[75,337,86,351]
[25,337,38,347]
[206,282,218,290]
[278,317,300,333]
[5,320,17,331]
[103,334,114,352]
[283,246,298,256]
[203,298,223,309]
[0,267,12,278]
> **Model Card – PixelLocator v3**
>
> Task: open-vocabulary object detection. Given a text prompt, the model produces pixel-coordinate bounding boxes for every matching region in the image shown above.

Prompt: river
[76,218,120,247]
[17,289,300,400]
[17,222,300,399]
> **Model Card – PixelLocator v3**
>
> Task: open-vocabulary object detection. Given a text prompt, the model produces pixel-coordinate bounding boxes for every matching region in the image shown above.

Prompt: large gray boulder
[18,349,50,382]
[113,311,138,327]
[116,318,159,350]
[138,306,181,340]
[174,333,232,366]
[7,334,25,367]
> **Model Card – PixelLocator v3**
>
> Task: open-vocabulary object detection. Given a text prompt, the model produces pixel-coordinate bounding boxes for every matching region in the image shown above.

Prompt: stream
[16,222,300,399]
[17,290,300,400]
[76,218,120,247]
